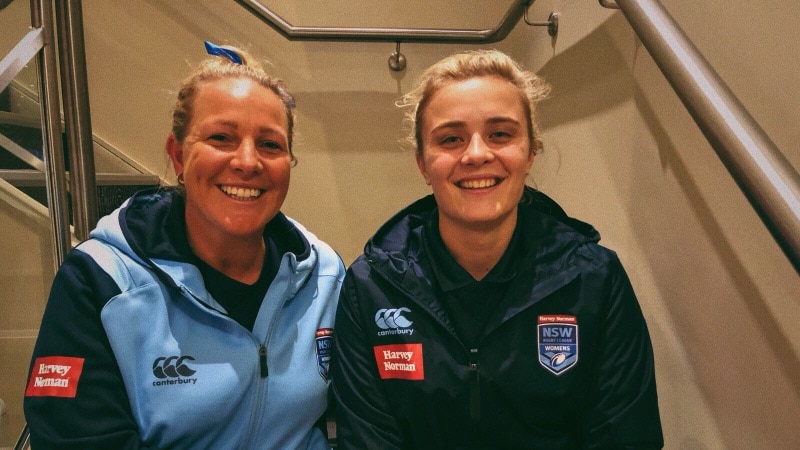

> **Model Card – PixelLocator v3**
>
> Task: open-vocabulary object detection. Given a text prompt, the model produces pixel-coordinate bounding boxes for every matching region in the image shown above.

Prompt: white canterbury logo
[375,308,415,336]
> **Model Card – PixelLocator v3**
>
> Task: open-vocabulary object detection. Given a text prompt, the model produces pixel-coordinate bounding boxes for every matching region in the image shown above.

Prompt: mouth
[219,185,264,200]
[457,178,501,190]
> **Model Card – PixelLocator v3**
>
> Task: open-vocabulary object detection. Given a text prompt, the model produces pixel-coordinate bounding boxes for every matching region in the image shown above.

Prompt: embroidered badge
[537,315,578,375]
[25,356,85,398]
[374,343,424,380]
[315,328,334,382]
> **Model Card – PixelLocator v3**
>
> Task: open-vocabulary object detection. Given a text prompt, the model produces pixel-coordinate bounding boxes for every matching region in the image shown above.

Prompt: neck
[438,211,517,281]
[188,229,266,284]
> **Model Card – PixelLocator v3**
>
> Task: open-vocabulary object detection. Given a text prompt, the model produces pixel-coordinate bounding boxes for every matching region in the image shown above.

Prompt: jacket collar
[89,188,315,303]
[363,186,600,313]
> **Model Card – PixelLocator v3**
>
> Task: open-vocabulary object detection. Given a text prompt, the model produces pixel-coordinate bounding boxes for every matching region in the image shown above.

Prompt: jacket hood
[364,186,601,279]
[89,188,316,301]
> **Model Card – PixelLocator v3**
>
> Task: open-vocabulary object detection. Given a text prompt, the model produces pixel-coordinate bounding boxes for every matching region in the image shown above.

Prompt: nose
[461,134,494,165]
[230,139,263,174]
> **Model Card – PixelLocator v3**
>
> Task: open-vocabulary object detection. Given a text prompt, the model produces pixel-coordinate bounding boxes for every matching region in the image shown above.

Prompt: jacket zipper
[179,285,271,379]
[468,348,480,422]
[245,277,293,447]
[371,264,485,420]
[259,344,268,377]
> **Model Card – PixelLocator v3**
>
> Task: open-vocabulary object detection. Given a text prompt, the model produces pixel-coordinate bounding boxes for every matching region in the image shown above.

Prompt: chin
[221,217,271,237]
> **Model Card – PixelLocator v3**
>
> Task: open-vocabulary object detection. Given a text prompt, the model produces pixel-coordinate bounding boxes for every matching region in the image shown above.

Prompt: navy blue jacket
[332,187,663,449]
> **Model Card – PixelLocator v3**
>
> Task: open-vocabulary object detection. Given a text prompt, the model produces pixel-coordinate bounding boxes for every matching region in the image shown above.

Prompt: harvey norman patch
[25,356,85,398]
[316,328,334,382]
[537,315,578,375]
[374,343,424,380]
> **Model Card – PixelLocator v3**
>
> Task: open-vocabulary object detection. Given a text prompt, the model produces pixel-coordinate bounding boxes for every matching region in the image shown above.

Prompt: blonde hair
[171,44,297,163]
[398,50,550,156]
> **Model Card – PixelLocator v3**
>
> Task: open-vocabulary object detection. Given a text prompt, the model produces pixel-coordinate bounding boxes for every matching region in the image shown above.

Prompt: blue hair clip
[204,41,243,65]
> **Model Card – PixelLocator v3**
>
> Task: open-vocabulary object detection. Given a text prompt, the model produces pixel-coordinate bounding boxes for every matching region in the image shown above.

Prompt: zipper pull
[469,348,480,421]
[259,344,268,378]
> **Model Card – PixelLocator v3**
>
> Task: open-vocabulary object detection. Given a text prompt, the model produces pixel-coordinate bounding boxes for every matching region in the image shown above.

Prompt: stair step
[1,170,160,218]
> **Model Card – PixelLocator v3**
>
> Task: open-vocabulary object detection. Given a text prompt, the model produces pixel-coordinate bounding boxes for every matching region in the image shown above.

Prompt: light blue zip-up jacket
[24,189,344,449]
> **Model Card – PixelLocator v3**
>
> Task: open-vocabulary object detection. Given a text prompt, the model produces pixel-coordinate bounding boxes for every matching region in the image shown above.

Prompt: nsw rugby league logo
[537,315,578,375]
[316,328,333,382]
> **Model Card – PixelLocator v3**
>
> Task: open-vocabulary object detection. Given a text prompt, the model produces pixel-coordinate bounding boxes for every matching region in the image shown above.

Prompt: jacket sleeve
[331,267,403,450]
[23,249,149,450]
[581,254,664,449]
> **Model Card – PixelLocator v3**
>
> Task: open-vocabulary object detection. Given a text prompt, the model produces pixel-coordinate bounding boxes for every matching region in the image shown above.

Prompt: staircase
[0,79,160,226]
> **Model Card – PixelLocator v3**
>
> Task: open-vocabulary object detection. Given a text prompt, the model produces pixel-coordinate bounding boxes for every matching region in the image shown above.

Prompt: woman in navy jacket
[331,50,663,449]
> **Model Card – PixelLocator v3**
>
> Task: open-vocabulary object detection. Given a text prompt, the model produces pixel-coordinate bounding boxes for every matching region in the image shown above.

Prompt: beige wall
[2,0,798,447]
[533,2,800,447]
[0,183,53,447]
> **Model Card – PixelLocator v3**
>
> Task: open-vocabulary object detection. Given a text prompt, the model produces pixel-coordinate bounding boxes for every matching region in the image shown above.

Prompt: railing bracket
[524,10,559,37]
[388,42,406,72]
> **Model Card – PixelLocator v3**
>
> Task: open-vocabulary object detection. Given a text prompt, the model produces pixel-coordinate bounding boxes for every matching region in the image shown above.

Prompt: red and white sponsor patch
[25,356,84,398]
[538,314,577,324]
[373,343,424,380]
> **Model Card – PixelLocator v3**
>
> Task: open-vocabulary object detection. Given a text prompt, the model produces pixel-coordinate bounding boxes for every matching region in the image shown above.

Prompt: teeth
[460,178,497,189]
[221,185,262,199]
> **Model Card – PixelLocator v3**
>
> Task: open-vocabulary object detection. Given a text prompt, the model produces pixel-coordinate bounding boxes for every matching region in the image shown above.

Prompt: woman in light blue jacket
[23,42,344,450]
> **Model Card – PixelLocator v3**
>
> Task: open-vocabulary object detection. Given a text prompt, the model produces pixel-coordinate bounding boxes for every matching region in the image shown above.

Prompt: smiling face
[417,76,534,234]
[167,77,291,243]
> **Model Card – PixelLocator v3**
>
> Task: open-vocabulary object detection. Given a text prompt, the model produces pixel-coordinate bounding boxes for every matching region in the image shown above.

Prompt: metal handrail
[235,0,535,43]
[606,0,800,273]
[14,423,30,450]
[32,0,71,271]
[55,0,98,240]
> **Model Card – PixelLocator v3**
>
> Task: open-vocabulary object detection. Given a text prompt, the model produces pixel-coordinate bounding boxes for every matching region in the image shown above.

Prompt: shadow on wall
[537,13,633,130]
[536,11,800,448]
[629,78,800,447]
[283,90,429,265]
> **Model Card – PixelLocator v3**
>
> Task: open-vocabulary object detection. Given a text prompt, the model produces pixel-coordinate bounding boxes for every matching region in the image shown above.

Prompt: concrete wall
[1,0,798,447]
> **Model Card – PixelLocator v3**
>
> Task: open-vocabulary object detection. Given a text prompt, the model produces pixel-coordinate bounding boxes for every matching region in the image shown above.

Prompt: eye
[489,130,513,140]
[259,140,285,153]
[438,135,464,147]
[488,128,522,145]
[208,133,231,143]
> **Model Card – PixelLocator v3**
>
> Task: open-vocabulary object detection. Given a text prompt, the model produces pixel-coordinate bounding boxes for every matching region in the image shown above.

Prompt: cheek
[180,153,199,179]
[179,145,206,169]
[270,160,292,187]
[427,154,459,181]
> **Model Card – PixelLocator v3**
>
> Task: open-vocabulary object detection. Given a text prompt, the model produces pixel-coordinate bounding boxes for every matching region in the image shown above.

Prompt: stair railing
[600,0,800,273]
[55,0,97,240]
[235,0,559,71]
[237,0,539,42]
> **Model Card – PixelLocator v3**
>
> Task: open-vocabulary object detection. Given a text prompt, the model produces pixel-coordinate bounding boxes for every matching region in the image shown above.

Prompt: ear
[166,134,184,176]
[416,151,431,185]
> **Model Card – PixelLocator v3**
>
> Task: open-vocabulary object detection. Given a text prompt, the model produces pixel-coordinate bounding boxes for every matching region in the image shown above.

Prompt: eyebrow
[205,120,285,136]
[486,116,522,126]
[430,116,521,132]
[207,120,239,129]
